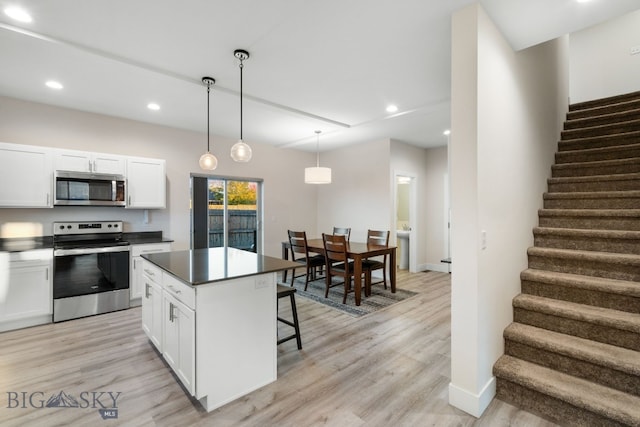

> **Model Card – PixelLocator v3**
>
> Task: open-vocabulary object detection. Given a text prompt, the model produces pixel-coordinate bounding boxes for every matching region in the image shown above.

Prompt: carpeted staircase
[493,91,640,426]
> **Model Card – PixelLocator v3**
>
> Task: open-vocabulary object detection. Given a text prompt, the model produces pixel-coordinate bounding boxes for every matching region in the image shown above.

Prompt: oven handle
[54,246,130,256]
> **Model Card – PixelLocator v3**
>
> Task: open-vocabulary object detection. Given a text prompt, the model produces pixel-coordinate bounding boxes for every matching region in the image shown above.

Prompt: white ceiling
[1,0,639,152]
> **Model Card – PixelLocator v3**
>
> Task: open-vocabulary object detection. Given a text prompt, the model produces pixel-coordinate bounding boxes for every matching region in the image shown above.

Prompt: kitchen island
[141,247,299,412]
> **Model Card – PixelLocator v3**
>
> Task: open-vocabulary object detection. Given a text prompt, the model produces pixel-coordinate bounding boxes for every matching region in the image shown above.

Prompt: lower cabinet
[162,290,195,395]
[141,263,163,350]
[130,243,171,306]
[0,249,53,332]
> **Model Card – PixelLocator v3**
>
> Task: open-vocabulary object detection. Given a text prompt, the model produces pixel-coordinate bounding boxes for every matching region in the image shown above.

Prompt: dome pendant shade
[230,140,252,162]
[200,76,218,171]
[304,167,331,184]
[305,130,331,184]
[199,152,218,170]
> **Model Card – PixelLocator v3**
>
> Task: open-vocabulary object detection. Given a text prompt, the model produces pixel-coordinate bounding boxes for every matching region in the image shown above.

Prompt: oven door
[53,245,130,322]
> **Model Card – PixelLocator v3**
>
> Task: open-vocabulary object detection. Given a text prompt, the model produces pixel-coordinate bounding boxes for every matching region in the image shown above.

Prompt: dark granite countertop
[0,237,53,252]
[142,247,299,286]
[123,231,173,245]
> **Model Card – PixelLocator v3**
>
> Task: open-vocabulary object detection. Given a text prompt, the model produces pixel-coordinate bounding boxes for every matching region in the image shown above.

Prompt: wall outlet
[631,46,640,55]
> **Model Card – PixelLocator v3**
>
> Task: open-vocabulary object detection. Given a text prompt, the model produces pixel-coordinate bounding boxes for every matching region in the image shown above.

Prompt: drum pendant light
[199,76,218,170]
[230,49,252,162]
[304,130,331,184]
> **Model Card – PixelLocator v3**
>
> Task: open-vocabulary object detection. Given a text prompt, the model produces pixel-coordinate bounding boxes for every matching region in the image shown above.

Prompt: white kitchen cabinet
[141,263,163,351]
[0,249,53,332]
[0,142,52,208]
[126,157,166,209]
[130,242,171,305]
[162,288,195,395]
[54,149,126,175]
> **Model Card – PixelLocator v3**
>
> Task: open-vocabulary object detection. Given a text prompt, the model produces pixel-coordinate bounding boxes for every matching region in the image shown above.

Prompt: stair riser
[505,340,640,396]
[527,254,640,281]
[513,308,640,351]
[562,122,640,140]
[543,197,640,209]
[533,234,640,255]
[556,147,640,164]
[495,379,629,427]
[547,179,640,192]
[565,111,640,130]
[568,101,640,121]
[558,133,640,152]
[521,280,640,314]
[538,216,640,231]
[552,162,640,177]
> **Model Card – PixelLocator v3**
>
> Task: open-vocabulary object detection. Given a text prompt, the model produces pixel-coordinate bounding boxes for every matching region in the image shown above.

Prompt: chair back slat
[367,229,389,246]
[323,233,348,265]
[332,227,351,242]
[288,230,310,261]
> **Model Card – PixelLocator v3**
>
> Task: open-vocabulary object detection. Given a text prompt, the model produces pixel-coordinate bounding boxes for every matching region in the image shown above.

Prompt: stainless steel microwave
[54,170,126,206]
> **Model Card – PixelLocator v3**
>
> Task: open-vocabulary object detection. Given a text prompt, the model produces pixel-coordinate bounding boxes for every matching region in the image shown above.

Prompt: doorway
[394,172,416,272]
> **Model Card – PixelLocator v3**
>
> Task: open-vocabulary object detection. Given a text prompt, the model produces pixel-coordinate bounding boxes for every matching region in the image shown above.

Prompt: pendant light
[304,130,332,184]
[230,49,252,162]
[199,76,218,171]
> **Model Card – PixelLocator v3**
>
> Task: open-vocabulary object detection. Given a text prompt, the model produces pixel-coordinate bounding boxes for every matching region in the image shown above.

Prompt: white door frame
[393,171,417,273]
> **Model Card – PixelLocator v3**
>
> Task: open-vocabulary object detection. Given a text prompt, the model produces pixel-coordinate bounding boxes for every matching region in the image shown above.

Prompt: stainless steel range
[53,221,130,322]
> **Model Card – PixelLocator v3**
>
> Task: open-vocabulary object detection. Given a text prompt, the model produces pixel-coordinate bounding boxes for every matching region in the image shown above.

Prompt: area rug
[281,275,418,317]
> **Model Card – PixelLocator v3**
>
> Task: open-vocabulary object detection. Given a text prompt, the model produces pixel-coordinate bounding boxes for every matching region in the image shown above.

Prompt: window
[191,175,262,252]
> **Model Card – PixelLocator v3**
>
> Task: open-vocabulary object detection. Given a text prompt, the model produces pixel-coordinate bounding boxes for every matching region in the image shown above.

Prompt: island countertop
[142,247,299,286]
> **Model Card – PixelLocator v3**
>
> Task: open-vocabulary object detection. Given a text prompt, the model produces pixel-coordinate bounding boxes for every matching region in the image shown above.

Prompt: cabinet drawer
[141,261,163,284]
[131,243,171,257]
[163,274,195,310]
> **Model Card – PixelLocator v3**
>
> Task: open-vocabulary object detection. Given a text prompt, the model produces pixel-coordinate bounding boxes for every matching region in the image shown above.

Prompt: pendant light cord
[315,130,321,167]
[206,83,211,152]
[239,60,244,141]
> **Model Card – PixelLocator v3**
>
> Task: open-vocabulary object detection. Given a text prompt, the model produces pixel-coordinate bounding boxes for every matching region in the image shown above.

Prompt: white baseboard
[448,377,496,417]
[423,263,450,273]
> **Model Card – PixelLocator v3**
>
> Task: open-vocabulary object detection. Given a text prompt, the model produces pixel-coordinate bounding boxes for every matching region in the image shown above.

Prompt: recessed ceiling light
[386,105,398,113]
[147,103,160,111]
[443,129,451,136]
[45,81,63,90]
[4,6,32,23]
[576,0,590,3]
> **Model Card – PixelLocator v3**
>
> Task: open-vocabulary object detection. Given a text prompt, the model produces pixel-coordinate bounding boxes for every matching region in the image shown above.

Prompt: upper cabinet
[0,142,53,208]
[54,149,126,175]
[126,157,166,209]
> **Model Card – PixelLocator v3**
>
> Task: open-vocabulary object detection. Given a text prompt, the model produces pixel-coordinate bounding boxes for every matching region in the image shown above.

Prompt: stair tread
[557,142,640,156]
[548,172,640,183]
[568,101,640,120]
[504,323,640,375]
[562,117,640,133]
[532,226,640,239]
[521,268,640,297]
[495,355,640,425]
[513,294,640,333]
[553,157,640,169]
[544,190,640,199]
[559,129,640,146]
[528,246,640,262]
[570,91,640,112]
[538,208,640,218]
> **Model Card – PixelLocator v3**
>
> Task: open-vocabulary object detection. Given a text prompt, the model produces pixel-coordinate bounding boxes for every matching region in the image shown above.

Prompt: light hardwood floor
[0,270,559,427]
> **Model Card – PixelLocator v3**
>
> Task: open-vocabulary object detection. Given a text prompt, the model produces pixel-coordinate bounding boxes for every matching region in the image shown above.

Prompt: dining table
[281,238,396,306]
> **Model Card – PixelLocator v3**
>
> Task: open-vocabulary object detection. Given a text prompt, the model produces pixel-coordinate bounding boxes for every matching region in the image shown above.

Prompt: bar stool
[277,285,302,350]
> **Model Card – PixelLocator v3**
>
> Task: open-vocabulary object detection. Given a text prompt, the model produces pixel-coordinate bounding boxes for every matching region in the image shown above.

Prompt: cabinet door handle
[45,267,49,281]
[169,302,175,322]
[93,160,97,172]
[145,283,150,298]
[128,195,132,205]
[88,159,92,172]
[143,269,154,276]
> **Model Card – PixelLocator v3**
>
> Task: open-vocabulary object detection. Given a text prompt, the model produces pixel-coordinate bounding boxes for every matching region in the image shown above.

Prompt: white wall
[570,9,640,103]
[0,96,317,257]
[449,3,568,417]
[316,139,391,242]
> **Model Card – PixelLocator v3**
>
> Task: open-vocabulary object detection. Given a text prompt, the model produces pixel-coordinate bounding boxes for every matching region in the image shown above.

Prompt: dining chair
[332,227,351,242]
[287,230,325,290]
[322,233,369,304]
[362,229,390,296]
